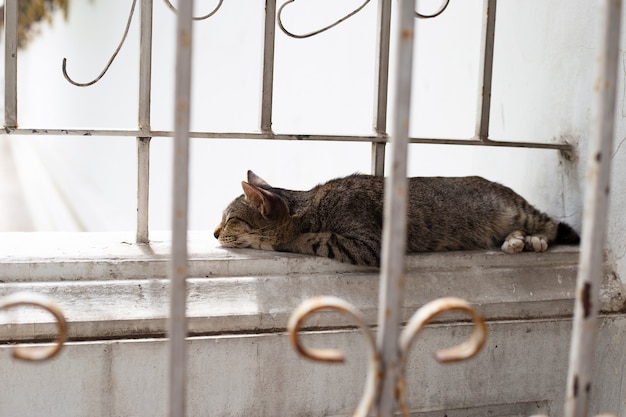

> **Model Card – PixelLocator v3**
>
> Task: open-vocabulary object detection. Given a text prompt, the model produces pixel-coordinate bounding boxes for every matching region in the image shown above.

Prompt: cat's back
[303,174,385,224]
[311,174,385,199]
[407,175,524,206]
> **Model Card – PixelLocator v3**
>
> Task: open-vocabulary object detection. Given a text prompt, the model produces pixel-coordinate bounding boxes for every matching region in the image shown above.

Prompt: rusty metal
[162,0,224,20]
[287,296,381,417]
[288,296,487,416]
[0,292,67,361]
[169,0,195,415]
[397,297,487,416]
[62,0,137,87]
[564,1,621,417]
[375,0,415,413]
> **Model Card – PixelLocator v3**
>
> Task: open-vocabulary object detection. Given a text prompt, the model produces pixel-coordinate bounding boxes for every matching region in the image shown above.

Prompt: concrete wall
[1,234,624,416]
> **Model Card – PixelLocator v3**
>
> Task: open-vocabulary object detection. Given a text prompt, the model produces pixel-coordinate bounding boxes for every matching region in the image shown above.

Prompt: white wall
[7,0,626,283]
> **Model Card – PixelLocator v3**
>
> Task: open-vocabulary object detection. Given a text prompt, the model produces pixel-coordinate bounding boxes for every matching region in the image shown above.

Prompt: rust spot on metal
[596,152,602,162]
[582,282,592,318]
[177,99,189,112]
[573,375,579,397]
[180,30,192,48]
[401,29,413,40]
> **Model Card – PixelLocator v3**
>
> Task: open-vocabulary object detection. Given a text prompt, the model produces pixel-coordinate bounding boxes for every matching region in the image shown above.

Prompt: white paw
[525,235,548,252]
[501,232,525,254]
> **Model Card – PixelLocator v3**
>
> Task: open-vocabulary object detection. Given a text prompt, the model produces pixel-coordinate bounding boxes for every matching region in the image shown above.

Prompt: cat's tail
[555,222,581,245]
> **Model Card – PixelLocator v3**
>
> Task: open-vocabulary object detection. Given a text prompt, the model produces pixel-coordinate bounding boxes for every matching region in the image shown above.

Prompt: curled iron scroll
[277,0,451,39]
[162,0,225,21]
[415,0,450,19]
[287,296,381,417]
[62,0,137,87]
[289,296,486,416]
[277,0,371,39]
[397,297,487,416]
[0,292,67,361]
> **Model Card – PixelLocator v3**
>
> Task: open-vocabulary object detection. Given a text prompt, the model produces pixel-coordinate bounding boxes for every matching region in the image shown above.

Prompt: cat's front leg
[281,232,380,267]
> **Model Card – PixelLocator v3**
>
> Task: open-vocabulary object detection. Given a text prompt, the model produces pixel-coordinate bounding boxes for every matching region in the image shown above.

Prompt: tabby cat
[214,170,580,267]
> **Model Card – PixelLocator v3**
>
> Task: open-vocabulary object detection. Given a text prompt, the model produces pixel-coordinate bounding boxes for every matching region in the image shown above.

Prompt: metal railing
[3,0,620,416]
[3,0,573,244]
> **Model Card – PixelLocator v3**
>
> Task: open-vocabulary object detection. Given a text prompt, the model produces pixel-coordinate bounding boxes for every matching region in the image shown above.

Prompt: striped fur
[213,171,580,267]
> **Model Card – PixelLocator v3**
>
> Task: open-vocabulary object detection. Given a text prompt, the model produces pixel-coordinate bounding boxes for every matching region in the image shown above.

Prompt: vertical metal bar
[4,0,18,128]
[371,0,392,176]
[564,1,621,416]
[137,0,153,244]
[169,0,194,415]
[375,0,415,414]
[260,0,277,133]
[475,0,496,141]
[136,137,151,243]
[371,142,386,176]
[138,0,153,133]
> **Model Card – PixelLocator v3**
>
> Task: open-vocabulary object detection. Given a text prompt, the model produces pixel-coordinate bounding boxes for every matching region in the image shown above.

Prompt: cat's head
[214,171,290,250]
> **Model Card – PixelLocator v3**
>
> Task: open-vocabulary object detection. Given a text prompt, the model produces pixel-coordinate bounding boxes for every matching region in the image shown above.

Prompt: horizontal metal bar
[3,127,573,151]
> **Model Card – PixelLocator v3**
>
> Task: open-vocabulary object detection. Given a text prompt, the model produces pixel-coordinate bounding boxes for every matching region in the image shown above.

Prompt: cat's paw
[524,235,549,252]
[501,231,526,254]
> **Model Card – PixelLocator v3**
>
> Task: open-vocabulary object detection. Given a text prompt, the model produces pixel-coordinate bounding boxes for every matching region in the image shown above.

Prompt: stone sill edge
[0,232,580,282]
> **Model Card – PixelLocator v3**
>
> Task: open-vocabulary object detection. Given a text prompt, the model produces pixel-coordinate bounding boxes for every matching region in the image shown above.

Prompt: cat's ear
[247,170,272,189]
[241,181,288,220]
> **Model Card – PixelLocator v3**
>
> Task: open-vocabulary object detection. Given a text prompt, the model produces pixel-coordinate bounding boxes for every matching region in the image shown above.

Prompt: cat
[214,170,580,267]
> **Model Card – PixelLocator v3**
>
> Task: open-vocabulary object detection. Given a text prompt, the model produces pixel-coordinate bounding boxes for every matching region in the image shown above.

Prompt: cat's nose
[213,227,221,239]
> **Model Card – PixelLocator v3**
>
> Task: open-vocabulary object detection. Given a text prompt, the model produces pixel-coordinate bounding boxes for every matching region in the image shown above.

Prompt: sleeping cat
[214,170,580,267]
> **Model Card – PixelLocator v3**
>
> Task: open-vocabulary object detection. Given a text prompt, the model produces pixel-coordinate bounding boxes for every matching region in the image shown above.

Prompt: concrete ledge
[0,232,623,342]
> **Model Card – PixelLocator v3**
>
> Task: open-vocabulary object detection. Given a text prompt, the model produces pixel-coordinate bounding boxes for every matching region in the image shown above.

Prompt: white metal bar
[136,137,150,243]
[169,0,194,415]
[371,0,392,176]
[138,0,153,133]
[475,0,496,141]
[375,0,415,414]
[136,0,153,244]
[564,1,621,416]
[4,0,18,128]
[2,127,574,150]
[260,0,276,133]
